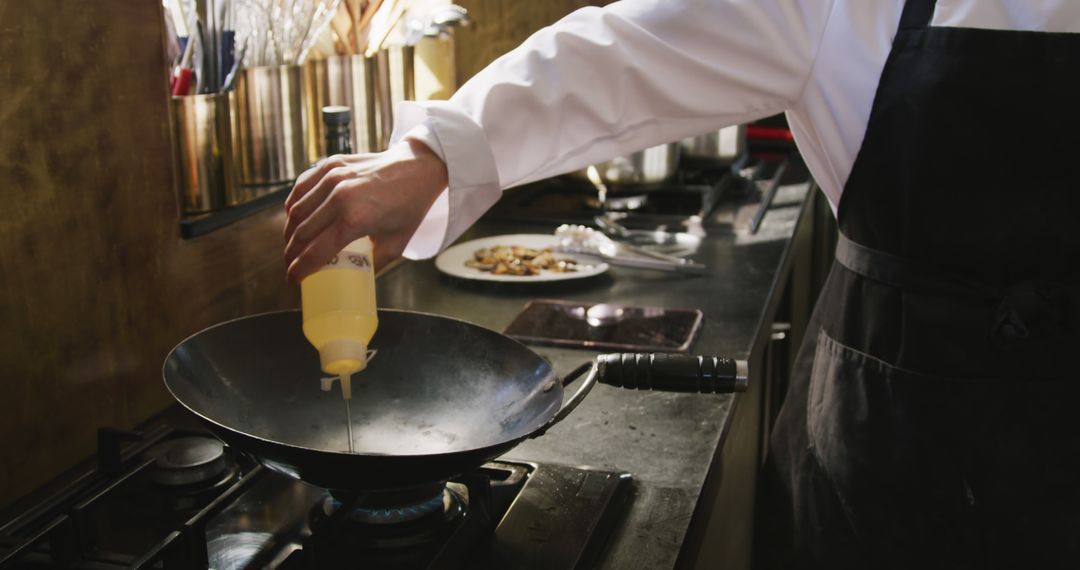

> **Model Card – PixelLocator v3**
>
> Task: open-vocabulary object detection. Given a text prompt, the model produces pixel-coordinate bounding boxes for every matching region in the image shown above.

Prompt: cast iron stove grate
[0,410,632,570]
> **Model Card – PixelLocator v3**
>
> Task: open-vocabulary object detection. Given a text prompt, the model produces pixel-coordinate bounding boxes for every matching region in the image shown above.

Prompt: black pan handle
[530,361,599,438]
[596,353,748,393]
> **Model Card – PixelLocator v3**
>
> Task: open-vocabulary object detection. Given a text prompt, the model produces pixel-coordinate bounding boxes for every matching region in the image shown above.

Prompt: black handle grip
[596,353,748,393]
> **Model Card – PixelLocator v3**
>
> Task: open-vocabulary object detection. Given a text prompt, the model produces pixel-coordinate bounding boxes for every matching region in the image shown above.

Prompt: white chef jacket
[390,0,1080,259]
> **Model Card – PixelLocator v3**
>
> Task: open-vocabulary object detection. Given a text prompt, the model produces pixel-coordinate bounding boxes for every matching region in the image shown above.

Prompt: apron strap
[835,231,998,300]
[900,0,938,30]
[836,231,1080,347]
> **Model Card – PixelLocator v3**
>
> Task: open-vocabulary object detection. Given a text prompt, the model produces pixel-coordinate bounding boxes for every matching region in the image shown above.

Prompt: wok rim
[162,308,563,460]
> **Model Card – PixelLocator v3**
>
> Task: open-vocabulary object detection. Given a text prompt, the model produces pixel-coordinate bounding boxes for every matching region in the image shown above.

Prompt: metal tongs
[554,225,709,275]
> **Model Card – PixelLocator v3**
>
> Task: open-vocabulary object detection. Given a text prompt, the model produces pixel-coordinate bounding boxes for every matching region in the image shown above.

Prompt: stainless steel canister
[680,124,747,165]
[573,143,681,188]
[171,93,235,213]
[302,55,379,162]
[373,45,415,150]
[230,65,309,186]
[414,34,456,101]
[412,4,467,100]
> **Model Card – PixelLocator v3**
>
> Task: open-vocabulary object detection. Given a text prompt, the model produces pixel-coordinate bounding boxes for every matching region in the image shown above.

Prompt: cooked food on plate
[465,245,579,276]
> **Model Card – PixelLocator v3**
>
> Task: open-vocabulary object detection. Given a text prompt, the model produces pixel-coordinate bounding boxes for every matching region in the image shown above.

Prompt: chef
[284,0,1080,567]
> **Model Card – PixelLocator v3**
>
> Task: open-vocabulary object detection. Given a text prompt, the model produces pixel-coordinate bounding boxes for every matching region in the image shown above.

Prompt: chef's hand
[283,138,448,283]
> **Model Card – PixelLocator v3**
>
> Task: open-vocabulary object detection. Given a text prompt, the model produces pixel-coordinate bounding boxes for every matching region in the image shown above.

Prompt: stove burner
[327,482,459,525]
[145,436,227,487]
[347,491,446,524]
[307,483,469,555]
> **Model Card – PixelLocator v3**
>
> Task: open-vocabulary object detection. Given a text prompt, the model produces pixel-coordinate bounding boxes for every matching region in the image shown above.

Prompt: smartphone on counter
[503,299,703,352]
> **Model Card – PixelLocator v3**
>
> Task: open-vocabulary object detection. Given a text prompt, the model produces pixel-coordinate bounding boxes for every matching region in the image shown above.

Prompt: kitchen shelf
[180,184,290,239]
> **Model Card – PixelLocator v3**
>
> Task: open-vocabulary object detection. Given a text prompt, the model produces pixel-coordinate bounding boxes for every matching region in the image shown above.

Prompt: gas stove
[0,408,631,569]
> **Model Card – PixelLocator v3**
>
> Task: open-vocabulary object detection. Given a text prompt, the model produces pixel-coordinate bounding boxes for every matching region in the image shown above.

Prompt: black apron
[768,0,1080,567]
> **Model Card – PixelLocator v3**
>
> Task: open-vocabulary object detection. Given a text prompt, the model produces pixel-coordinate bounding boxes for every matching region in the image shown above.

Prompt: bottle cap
[322,105,352,126]
[319,338,368,375]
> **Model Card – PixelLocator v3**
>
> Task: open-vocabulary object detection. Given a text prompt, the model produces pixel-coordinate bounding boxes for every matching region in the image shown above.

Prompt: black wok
[163,309,747,492]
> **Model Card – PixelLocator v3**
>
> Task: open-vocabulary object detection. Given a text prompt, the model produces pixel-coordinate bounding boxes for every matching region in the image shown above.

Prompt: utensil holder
[230,65,309,186]
[302,54,380,162]
[373,45,415,150]
[171,93,235,214]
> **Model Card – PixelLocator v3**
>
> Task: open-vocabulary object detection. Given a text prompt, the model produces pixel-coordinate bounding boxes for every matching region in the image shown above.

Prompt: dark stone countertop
[375,168,813,569]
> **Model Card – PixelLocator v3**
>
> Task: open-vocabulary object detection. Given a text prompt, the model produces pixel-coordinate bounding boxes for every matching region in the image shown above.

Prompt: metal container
[410,4,468,101]
[170,93,235,213]
[573,143,681,189]
[230,65,309,186]
[680,124,747,165]
[302,55,380,162]
[414,33,456,101]
[373,45,415,150]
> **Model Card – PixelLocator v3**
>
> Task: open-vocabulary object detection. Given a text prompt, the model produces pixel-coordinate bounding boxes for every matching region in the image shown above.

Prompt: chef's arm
[394,0,831,258]
[284,0,832,280]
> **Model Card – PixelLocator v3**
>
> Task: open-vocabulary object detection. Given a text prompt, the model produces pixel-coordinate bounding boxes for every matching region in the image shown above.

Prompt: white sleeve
[392,0,834,259]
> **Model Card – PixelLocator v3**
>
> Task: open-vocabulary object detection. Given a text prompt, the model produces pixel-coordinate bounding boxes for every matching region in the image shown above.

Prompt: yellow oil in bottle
[301,237,378,453]
[302,266,378,375]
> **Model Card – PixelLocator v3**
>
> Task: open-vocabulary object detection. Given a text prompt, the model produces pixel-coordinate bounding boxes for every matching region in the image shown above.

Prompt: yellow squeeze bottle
[301,237,378,401]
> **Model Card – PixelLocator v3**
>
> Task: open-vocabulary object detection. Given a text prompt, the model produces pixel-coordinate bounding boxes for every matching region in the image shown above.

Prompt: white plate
[435,234,609,282]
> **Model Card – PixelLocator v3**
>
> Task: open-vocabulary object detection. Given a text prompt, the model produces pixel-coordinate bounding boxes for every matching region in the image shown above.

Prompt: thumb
[372,236,408,273]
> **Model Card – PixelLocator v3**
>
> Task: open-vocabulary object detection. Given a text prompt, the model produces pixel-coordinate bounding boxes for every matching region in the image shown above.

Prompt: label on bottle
[326,250,373,272]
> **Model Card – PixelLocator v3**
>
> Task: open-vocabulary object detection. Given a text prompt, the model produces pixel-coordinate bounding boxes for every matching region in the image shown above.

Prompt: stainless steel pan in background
[569,142,681,190]
[680,124,747,166]
[163,310,746,493]
[566,123,747,197]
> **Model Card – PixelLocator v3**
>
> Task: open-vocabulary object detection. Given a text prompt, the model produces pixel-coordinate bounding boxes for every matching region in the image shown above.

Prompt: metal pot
[571,142,681,189]
[302,54,381,161]
[230,65,309,186]
[680,124,747,166]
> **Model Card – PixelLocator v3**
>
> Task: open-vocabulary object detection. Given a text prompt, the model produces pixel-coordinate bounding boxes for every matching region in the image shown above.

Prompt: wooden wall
[0,1,297,509]
[454,0,612,84]
[0,0,613,511]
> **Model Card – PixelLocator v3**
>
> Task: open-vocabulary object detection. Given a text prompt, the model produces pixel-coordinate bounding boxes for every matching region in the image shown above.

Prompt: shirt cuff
[390,100,502,259]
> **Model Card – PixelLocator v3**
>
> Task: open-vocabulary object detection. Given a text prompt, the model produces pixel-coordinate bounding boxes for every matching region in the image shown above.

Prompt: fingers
[284,162,327,213]
[282,143,448,283]
[285,188,350,270]
[283,166,352,243]
[284,155,349,214]
[286,218,354,284]
[372,234,407,273]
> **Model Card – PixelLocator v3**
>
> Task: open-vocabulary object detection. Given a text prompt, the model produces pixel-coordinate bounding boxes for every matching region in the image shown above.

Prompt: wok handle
[596,353,748,393]
[530,361,599,438]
